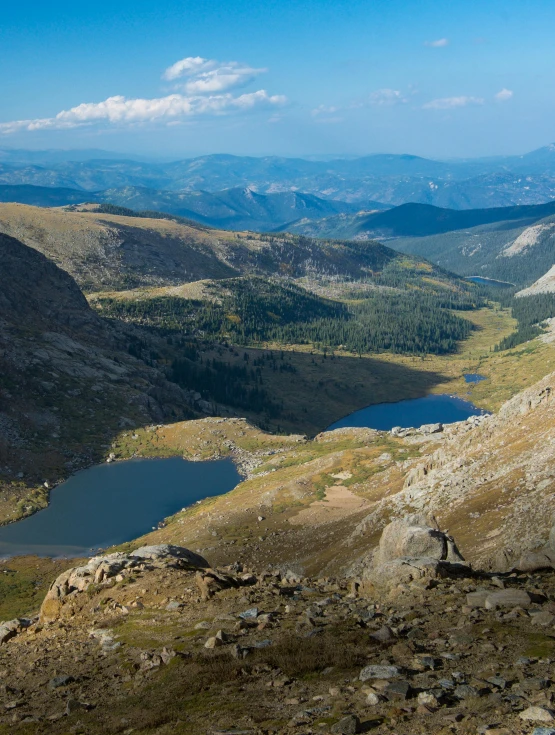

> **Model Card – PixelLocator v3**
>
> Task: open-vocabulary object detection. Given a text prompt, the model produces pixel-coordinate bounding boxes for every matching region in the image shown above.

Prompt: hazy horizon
[1,143,554,164]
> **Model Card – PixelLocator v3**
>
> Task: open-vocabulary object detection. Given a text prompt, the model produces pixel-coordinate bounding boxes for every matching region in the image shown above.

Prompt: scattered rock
[330,714,360,734]
[360,665,402,681]
[47,675,74,690]
[370,625,395,642]
[520,707,555,723]
[484,589,532,609]
[384,680,411,701]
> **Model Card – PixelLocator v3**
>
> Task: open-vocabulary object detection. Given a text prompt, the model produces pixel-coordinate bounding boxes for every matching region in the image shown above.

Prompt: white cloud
[424,38,449,47]
[369,89,407,106]
[0,55,285,134]
[0,91,287,134]
[163,56,266,94]
[163,56,213,80]
[495,88,513,102]
[310,105,343,124]
[423,95,484,109]
[311,105,339,117]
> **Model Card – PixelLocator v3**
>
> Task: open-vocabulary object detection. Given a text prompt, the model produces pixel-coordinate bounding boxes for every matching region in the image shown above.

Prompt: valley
[3,161,555,735]
[6,4,555,731]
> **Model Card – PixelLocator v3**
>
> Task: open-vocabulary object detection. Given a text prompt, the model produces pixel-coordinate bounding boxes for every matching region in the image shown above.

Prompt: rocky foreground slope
[3,520,555,734]
[0,369,555,733]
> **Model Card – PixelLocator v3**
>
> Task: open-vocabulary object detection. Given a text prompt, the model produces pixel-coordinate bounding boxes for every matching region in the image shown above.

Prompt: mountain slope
[0,184,89,207]
[286,200,555,289]
[517,264,555,295]
[391,213,555,287]
[0,183,384,231]
[95,185,377,230]
[0,203,429,292]
[0,232,196,522]
[287,200,555,239]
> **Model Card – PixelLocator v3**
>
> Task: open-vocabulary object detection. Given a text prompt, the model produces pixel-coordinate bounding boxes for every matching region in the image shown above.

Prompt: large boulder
[498,520,555,573]
[362,515,470,595]
[373,514,465,567]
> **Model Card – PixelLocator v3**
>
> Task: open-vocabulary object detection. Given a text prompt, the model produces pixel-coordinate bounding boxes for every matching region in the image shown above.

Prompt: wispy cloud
[0,57,285,134]
[424,38,449,47]
[311,105,339,117]
[423,95,484,109]
[163,56,266,94]
[368,89,407,106]
[310,105,343,123]
[495,88,513,102]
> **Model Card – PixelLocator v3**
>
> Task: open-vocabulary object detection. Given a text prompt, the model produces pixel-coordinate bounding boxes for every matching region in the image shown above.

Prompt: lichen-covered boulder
[361,515,470,595]
[40,545,209,622]
[373,514,465,567]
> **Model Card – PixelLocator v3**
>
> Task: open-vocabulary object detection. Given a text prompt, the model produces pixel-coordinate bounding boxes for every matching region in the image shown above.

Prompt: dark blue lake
[0,457,241,558]
[326,394,486,432]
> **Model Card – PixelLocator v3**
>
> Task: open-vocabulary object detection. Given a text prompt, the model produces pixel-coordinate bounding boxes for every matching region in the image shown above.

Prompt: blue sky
[1,0,554,158]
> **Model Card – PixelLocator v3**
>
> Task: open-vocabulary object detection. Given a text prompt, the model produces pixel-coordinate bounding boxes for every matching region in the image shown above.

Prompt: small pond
[0,457,241,558]
[464,373,487,384]
[326,393,487,432]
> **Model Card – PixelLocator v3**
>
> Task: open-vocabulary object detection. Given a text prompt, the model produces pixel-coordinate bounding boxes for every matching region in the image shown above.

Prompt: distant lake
[326,394,486,432]
[465,276,514,288]
[0,457,241,558]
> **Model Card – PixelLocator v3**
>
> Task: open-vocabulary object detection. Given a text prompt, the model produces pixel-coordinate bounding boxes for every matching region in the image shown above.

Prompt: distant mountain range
[2,144,555,208]
[0,184,384,232]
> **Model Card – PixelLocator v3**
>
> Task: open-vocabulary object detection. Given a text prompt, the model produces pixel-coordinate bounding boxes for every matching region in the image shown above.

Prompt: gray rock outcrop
[497,520,555,573]
[40,545,209,622]
[373,514,464,567]
[361,515,470,594]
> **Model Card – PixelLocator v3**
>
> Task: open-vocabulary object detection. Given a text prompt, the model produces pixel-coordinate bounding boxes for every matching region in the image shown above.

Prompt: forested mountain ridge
[286,200,555,240]
[391,213,555,288]
[93,272,480,357]
[286,199,555,290]
[0,202,442,292]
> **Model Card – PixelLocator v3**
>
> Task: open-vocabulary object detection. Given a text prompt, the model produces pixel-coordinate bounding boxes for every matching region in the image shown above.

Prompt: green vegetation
[96,275,481,357]
[0,557,81,619]
[491,291,555,350]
